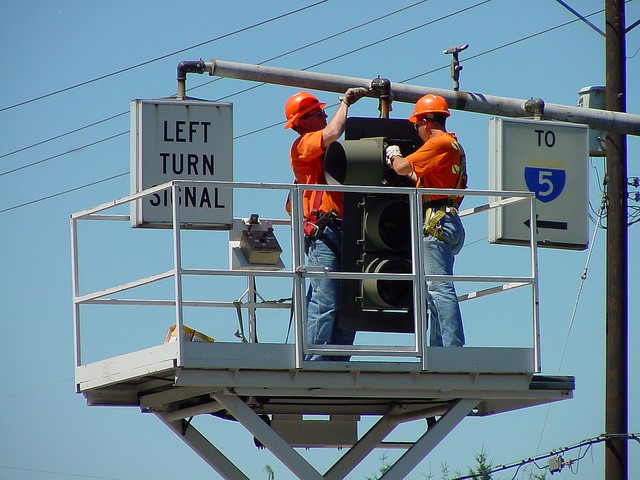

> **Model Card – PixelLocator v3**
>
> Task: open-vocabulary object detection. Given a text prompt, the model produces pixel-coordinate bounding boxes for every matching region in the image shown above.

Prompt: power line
[402,5,605,83]
[0,377,72,401]
[452,433,640,480]
[0,116,297,210]
[0,131,128,177]
[184,0,436,93]
[0,464,125,480]
[188,0,484,91]
[0,112,128,160]
[533,193,606,456]
[0,172,127,214]
[1,0,445,179]
[259,0,432,67]
[10,1,497,169]
[204,2,492,126]
[0,3,602,212]
[3,0,486,177]
[0,0,431,161]
[0,109,298,210]
[0,0,329,114]
[216,6,596,140]
[303,0,492,71]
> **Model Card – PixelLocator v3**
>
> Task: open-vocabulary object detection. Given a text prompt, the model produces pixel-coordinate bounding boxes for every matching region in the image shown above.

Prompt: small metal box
[239,228,282,265]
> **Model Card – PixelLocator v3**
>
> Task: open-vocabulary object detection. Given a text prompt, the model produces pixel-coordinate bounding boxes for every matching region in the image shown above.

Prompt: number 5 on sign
[524,164,566,203]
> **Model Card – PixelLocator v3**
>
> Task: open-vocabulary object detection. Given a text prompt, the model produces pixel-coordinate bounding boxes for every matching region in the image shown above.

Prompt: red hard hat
[284,91,326,129]
[408,94,450,123]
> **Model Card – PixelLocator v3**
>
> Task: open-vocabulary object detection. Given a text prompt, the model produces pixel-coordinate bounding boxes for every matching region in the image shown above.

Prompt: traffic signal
[324,117,421,333]
[360,193,412,310]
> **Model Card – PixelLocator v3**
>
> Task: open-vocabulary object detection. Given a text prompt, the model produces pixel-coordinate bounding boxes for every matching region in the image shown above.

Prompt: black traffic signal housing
[324,117,422,333]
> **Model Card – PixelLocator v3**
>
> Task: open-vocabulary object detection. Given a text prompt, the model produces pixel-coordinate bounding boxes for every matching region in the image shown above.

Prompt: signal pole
[604,1,628,479]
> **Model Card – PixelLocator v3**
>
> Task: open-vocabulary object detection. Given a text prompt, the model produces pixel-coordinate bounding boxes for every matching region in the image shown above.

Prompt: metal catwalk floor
[76,341,574,480]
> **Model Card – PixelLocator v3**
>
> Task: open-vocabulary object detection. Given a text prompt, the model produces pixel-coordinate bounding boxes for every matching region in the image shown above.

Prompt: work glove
[340,87,368,106]
[385,145,401,166]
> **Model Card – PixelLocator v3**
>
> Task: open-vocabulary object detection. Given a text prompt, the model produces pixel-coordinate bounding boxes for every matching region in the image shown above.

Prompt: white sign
[488,117,589,250]
[130,98,233,229]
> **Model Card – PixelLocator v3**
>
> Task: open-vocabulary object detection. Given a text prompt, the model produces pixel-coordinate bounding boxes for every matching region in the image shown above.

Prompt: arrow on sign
[524,216,568,231]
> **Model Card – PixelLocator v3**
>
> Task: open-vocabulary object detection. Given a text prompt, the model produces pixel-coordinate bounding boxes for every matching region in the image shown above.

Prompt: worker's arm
[322,100,349,148]
[386,146,418,184]
[322,87,368,148]
[391,155,413,176]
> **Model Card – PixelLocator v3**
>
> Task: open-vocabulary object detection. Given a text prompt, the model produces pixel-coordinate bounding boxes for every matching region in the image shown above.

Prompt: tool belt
[423,199,459,243]
[303,209,338,237]
[304,210,340,257]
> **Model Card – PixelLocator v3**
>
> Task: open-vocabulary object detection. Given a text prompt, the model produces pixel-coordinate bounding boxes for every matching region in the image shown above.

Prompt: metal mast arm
[201,59,640,136]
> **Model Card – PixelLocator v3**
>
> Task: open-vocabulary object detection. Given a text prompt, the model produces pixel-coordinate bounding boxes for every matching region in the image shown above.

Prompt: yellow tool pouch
[422,206,458,243]
[423,207,448,243]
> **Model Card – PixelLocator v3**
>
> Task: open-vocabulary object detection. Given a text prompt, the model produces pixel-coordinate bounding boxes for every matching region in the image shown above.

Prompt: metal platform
[72,181,574,479]
[75,342,573,480]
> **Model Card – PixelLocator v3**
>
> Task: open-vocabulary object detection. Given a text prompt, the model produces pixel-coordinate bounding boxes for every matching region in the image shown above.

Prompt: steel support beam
[156,412,250,480]
[379,399,479,480]
[325,404,451,480]
[325,408,399,480]
[160,390,478,480]
[204,59,640,136]
[213,389,325,480]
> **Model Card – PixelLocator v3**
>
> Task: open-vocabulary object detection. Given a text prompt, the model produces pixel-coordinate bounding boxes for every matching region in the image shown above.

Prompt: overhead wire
[188,0,434,94]
[589,157,607,221]
[2,1,445,212]
[0,131,128,177]
[0,112,128,160]
[402,5,605,83]
[452,433,640,480]
[533,191,607,456]
[0,0,329,114]
[0,0,432,163]
[0,377,72,401]
[559,196,607,370]
[0,2,609,213]
[0,172,127,214]
[522,5,607,449]
[0,0,463,215]
[2,1,447,210]
[211,1,491,130]
[203,0,491,96]
[0,463,124,480]
[0,0,332,160]
[308,0,492,71]
[204,0,487,126]
[208,3,608,137]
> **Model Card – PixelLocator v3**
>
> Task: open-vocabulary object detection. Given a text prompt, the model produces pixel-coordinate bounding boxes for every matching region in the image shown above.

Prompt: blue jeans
[423,211,465,347]
[305,223,355,360]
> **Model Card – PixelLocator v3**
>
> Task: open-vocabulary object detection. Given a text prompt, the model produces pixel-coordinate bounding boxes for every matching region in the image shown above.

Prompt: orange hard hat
[408,94,450,123]
[284,91,326,129]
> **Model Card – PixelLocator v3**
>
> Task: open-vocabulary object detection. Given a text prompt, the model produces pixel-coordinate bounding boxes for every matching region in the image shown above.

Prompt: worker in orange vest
[386,94,467,347]
[284,87,367,360]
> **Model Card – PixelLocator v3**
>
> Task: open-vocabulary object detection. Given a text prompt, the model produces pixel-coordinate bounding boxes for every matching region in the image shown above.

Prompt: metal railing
[71,180,540,371]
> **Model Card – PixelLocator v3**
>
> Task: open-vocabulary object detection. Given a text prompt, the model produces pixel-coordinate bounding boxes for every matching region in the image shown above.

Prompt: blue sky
[1,1,639,479]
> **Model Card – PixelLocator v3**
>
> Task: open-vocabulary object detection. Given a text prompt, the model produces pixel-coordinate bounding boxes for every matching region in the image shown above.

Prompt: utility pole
[604,1,628,479]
